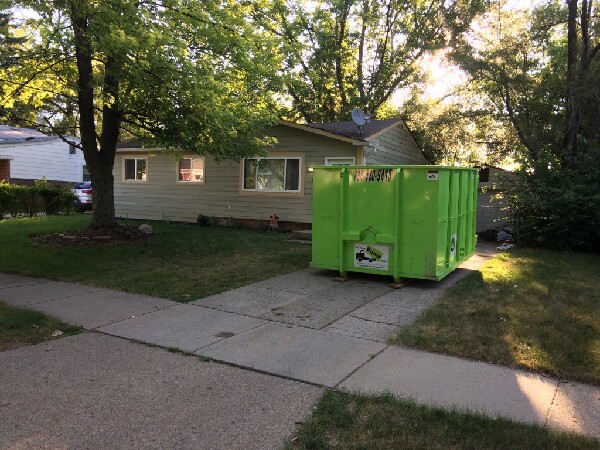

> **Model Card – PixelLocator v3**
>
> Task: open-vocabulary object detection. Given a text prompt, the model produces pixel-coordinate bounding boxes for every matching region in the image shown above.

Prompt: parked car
[72,181,92,212]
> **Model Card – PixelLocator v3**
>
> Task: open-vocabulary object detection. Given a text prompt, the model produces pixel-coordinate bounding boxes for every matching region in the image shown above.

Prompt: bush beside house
[0,180,76,218]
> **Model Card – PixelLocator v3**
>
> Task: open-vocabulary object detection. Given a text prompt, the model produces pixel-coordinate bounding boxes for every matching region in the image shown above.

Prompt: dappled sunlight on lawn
[392,247,600,385]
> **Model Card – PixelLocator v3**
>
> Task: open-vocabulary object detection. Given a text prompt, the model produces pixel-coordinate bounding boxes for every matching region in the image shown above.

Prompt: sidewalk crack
[91,302,178,330]
[333,345,388,389]
[544,381,562,427]
[191,321,269,353]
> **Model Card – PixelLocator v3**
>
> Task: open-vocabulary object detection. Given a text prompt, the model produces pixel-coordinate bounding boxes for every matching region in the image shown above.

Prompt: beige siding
[114,125,357,224]
[364,122,427,165]
[477,190,510,231]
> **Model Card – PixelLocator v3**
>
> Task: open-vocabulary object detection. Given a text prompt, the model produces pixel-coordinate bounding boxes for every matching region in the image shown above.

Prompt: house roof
[116,118,408,150]
[305,118,402,141]
[0,125,47,139]
[0,125,81,147]
[0,125,57,144]
[117,139,152,149]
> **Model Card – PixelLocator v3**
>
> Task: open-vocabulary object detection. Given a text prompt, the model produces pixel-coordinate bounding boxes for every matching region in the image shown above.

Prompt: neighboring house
[114,118,427,229]
[0,125,85,185]
[477,166,513,231]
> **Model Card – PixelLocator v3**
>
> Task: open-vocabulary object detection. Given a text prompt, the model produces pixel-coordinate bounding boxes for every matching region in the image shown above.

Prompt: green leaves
[2,0,281,159]
[0,0,284,226]
[273,0,485,122]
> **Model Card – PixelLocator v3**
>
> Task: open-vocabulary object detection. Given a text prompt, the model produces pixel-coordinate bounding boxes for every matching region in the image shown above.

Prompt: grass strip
[0,301,81,351]
[288,390,600,450]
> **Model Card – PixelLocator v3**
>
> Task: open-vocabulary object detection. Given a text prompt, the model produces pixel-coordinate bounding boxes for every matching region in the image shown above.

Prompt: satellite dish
[351,108,371,127]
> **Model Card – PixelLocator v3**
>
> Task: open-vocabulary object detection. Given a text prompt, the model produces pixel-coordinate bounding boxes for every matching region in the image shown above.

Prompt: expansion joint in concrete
[333,345,388,389]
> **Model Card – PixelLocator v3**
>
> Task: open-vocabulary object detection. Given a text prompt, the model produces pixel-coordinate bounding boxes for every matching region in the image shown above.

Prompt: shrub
[505,158,600,252]
[34,179,76,215]
[0,181,76,219]
[0,181,17,218]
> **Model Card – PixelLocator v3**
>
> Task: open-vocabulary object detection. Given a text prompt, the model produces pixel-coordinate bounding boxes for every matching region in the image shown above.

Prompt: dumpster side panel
[311,168,341,269]
[466,169,478,260]
[448,170,460,270]
[457,170,469,261]
[340,167,398,276]
[435,169,451,278]
[398,168,439,278]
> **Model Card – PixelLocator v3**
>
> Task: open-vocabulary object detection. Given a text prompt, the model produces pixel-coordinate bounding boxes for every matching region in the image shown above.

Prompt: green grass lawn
[0,301,81,351]
[0,215,311,301]
[390,248,600,385]
[287,390,599,450]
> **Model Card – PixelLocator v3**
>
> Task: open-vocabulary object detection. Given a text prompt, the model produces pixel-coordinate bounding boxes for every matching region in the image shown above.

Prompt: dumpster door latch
[361,226,378,239]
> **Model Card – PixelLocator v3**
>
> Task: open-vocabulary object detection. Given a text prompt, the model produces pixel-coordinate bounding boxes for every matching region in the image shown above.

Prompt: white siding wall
[113,125,358,224]
[364,122,427,165]
[0,138,85,183]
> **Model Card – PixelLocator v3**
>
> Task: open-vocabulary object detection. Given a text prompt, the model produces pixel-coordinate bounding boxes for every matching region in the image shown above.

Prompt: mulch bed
[31,225,150,247]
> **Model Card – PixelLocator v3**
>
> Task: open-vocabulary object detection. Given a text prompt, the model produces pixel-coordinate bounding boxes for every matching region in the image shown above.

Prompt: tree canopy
[441,0,600,248]
[269,0,485,122]
[1,0,282,228]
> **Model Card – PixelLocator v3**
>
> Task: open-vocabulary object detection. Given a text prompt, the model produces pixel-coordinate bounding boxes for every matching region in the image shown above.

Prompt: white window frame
[242,156,302,193]
[325,157,355,166]
[123,157,148,182]
[177,156,205,184]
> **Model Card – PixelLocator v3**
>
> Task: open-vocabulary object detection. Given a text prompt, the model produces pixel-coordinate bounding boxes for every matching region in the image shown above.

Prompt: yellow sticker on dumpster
[354,243,389,270]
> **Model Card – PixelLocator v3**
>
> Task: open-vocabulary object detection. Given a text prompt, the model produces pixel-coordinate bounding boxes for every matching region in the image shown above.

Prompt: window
[82,165,90,182]
[178,157,204,183]
[124,157,147,181]
[479,167,490,183]
[242,157,301,192]
[325,157,355,166]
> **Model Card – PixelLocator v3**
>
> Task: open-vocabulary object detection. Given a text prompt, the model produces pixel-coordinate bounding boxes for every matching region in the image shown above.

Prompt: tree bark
[357,0,367,105]
[334,2,350,115]
[562,0,580,161]
[70,0,120,229]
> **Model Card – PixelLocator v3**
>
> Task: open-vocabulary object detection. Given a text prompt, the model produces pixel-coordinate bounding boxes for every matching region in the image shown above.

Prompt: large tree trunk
[89,166,116,229]
[70,0,120,229]
[562,0,579,162]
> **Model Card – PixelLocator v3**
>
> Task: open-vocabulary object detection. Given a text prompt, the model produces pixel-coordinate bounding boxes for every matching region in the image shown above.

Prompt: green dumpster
[310,165,478,281]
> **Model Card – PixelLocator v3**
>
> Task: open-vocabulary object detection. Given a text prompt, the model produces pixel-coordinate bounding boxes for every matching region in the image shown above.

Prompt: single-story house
[0,125,85,185]
[477,166,513,231]
[114,118,427,229]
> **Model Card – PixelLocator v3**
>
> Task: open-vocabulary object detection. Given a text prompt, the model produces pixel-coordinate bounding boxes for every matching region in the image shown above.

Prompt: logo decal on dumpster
[354,243,389,270]
[353,168,393,183]
[449,233,457,259]
[427,170,439,180]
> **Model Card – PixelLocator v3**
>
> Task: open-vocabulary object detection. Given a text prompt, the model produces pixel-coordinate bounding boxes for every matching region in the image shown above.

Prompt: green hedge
[505,162,600,252]
[0,180,77,218]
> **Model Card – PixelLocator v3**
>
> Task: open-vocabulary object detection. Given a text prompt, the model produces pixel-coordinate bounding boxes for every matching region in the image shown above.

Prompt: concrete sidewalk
[0,333,322,449]
[1,244,599,441]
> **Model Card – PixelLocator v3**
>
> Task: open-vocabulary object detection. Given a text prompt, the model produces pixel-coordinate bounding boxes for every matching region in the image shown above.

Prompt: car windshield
[74,182,91,189]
